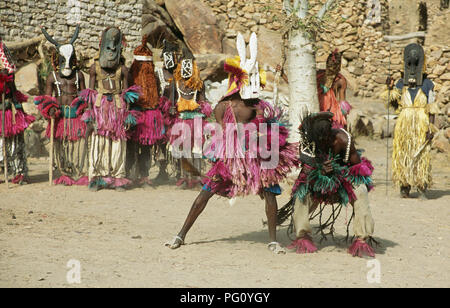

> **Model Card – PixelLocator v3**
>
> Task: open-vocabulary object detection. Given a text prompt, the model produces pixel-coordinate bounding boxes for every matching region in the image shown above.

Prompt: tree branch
[297,0,309,19]
[383,31,426,42]
[317,0,336,19]
[283,0,293,16]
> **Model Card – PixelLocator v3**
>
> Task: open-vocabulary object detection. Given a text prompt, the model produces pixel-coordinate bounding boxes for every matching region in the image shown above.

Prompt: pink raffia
[200,101,213,117]
[34,95,61,119]
[75,176,89,186]
[80,87,141,141]
[340,100,352,115]
[131,108,165,145]
[349,158,374,177]
[14,90,28,103]
[348,238,375,258]
[0,109,35,137]
[53,175,76,186]
[202,101,299,198]
[287,235,318,254]
[103,177,132,188]
[45,115,86,141]
[11,174,25,184]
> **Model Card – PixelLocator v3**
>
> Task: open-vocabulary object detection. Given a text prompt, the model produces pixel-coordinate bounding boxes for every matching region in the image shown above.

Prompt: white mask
[181,59,193,79]
[236,32,260,100]
[163,52,175,70]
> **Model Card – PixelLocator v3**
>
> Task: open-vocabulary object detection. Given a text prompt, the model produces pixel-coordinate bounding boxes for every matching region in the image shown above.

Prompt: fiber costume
[164,32,299,254]
[381,43,439,197]
[202,33,298,197]
[277,112,376,257]
[168,48,212,188]
[317,50,351,129]
[80,27,140,190]
[34,25,89,186]
[126,35,166,185]
[0,37,35,184]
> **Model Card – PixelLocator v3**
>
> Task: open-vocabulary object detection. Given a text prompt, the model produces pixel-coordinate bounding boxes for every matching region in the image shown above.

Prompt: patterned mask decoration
[181,59,193,79]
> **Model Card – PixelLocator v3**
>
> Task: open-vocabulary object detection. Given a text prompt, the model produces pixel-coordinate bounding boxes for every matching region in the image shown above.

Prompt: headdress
[223,32,266,100]
[130,35,159,108]
[41,25,80,77]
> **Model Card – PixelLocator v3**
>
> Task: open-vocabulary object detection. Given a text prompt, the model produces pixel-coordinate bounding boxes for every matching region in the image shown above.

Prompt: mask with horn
[41,25,80,77]
[324,49,342,89]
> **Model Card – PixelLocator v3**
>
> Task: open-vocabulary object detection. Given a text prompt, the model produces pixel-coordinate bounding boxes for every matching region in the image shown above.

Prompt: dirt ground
[0,99,449,288]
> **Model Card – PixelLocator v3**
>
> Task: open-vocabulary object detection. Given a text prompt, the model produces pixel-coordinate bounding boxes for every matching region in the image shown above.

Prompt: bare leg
[264,191,285,254]
[165,189,215,249]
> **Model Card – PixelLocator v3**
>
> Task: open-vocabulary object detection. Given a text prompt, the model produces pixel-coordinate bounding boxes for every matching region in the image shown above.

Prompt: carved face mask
[237,32,260,100]
[41,25,79,77]
[404,43,425,86]
[181,59,193,79]
[163,52,175,70]
[99,27,123,69]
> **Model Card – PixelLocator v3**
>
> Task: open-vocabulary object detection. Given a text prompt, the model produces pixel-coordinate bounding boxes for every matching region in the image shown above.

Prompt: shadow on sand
[187,226,398,256]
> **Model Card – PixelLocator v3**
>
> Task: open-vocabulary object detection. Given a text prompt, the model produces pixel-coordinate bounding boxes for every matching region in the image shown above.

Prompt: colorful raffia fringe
[292,154,374,206]
[53,175,76,186]
[348,238,375,258]
[79,86,141,140]
[287,236,318,254]
[202,100,299,198]
[0,109,35,137]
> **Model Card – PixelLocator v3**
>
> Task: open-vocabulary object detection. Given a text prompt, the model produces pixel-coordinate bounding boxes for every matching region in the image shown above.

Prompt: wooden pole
[49,117,54,186]
[1,91,8,189]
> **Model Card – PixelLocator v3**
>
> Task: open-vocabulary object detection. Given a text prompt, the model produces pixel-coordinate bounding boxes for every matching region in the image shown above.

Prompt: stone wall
[202,0,449,107]
[0,0,143,58]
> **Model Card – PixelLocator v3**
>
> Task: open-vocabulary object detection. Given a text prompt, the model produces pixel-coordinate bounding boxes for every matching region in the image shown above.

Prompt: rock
[165,0,224,54]
[347,111,374,137]
[433,134,450,153]
[343,50,359,60]
[257,26,283,69]
[194,53,228,81]
[14,63,39,96]
[440,73,450,81]
[25,128,48,158]
[141,1,181,48]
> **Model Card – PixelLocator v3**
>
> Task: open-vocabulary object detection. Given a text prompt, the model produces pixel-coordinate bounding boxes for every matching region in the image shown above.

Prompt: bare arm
[45,72,54,96]
[78,70,86,91]
[214,101,227,127]
[89,64,96,90]
[337,77,347,102]
[121,65,129,90]
[335,131,360,165]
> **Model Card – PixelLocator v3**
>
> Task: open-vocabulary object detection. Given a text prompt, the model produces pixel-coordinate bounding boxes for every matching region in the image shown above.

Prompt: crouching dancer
[165,33,299,254]
[277,112,377,257]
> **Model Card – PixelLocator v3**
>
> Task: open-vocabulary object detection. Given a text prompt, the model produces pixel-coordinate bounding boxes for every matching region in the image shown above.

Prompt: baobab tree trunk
[287,29,319,142]
[283,0,336,142]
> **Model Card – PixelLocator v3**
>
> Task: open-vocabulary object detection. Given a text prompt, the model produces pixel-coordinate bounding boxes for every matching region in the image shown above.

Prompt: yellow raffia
[379,86,402,110]
[392,87,433,190]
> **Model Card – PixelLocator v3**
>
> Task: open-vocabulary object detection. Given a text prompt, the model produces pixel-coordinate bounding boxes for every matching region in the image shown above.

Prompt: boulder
[14,63,39,96]
[433,133,450,153]
[141,0,182,49]
[347,110,374,137]
[195,53,228,81]
[165,0,224,54]
[257,26,283,69]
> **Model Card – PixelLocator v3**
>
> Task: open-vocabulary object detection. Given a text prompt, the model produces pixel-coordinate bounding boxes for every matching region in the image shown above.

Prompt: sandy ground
[0,99,449,288]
